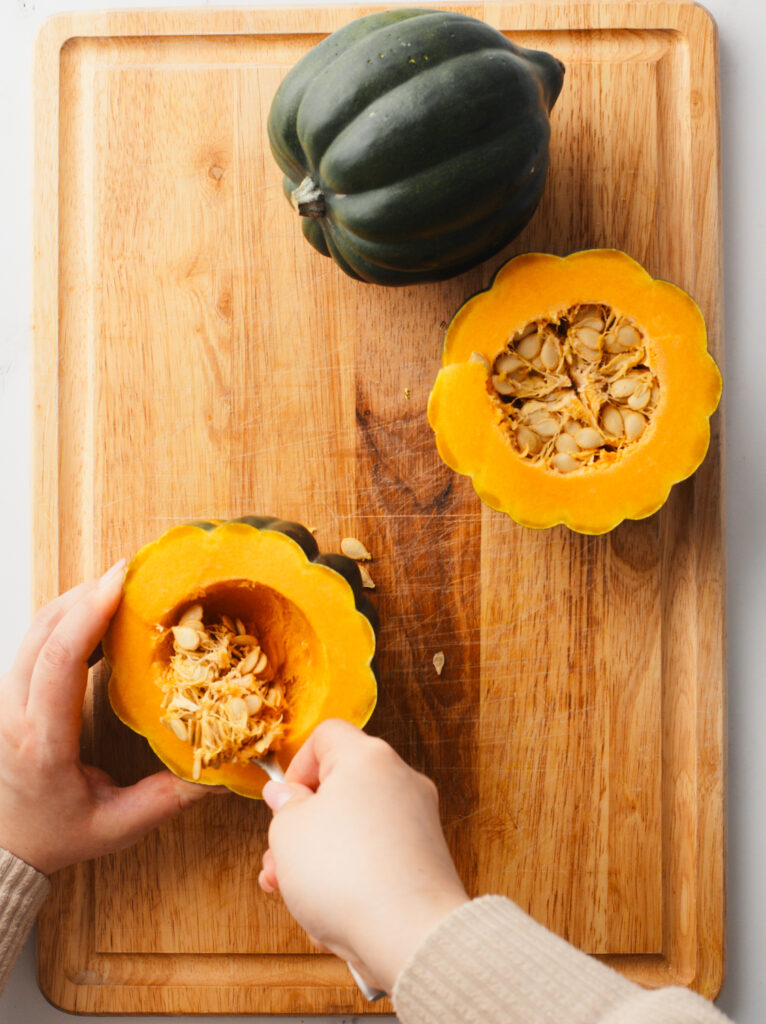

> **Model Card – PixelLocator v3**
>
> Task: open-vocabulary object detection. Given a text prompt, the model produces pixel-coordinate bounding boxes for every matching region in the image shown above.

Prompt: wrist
[358,885,470,993]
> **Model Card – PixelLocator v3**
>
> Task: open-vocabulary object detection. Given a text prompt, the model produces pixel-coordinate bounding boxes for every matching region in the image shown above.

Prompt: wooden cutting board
[32,2,724,1015]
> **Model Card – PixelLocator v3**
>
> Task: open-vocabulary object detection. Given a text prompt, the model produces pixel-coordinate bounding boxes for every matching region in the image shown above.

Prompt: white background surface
[0,0,762,1021]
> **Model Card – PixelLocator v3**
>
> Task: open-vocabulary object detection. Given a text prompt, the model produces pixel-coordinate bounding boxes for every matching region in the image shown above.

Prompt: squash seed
[469,351,490,370]
[159,609,286,773]
[627,383,652,410]
[172,625,202,651]
[623,410,647,440]
[511,322,538,344]
[495,352,524,375]
[575,427,603,450]
[492,374,516,396]
[610,376,639,399]
[601,405,624,436]
[517,332,542,359]
[488,304,659,474]
[552,452,579,473]
[238,647,261,675]
[165,717,188,742]
[358,564,376,589]
[245,694,263,715]
[530,416,558,438]
[617,324,641,348]
[180,603,204,626]
[341,537,372,561]
[555,433,579,454]
[540,336,560,370]
[517,425,543,455]
[433,651,445,676]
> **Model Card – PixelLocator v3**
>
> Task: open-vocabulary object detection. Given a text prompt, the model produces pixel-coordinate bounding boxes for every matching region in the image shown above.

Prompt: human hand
[258,719,469,993]
[0,561,218,875]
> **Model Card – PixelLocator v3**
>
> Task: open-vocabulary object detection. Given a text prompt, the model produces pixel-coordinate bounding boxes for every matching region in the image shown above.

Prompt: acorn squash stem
[291,176,326,219]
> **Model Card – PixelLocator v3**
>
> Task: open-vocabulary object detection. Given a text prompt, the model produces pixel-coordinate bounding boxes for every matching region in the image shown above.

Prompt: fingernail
[98,558,127,588]
[263,780,293,812]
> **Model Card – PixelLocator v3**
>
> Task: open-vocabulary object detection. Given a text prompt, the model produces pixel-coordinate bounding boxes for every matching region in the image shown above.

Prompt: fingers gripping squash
[103,517,378,798]
[427,249,722,534]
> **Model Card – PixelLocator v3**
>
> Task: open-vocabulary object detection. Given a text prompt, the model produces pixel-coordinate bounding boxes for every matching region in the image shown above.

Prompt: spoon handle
[253,755,387,1003]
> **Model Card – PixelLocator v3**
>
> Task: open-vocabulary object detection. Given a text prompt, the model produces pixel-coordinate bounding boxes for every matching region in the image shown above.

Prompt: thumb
[95,770,218,851]
[263,779,313,813]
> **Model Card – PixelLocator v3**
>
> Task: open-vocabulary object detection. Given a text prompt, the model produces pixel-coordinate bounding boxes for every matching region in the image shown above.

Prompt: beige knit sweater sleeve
[0,865,733,1020]
[393,896,732,1024]
[0,847,50,998]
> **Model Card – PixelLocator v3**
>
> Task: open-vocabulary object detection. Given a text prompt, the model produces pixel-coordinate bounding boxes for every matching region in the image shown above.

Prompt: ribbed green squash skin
[267,8,564,285]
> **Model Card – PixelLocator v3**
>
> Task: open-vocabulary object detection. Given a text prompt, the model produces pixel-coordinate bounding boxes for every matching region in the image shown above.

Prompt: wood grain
[32,2,725,1014]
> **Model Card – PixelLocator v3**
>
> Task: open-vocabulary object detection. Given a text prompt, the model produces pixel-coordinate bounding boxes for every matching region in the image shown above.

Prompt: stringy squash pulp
[103,518,378,798]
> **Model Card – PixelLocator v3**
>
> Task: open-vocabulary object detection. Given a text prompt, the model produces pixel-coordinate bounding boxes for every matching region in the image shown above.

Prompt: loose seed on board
[359,564,376,589]
[433,651,445,676]
[341,537,372,561]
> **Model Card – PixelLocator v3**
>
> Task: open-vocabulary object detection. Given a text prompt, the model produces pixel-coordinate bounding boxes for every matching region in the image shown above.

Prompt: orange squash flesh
[428,249,722,534]
[103,520,377,798]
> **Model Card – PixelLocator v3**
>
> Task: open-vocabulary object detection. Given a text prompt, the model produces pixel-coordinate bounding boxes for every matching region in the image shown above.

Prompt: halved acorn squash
[103,517,378,798]
[427,249,722,534]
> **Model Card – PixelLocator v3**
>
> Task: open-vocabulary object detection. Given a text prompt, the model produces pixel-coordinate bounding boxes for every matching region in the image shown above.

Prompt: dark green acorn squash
[267,8,564,286]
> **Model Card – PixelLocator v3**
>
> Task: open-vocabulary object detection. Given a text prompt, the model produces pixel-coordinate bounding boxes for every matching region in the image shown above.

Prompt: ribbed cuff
[392,895,729,1024]
[0,847,50,997]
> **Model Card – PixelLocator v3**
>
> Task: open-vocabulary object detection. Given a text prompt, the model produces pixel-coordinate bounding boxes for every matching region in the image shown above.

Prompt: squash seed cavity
[486,305,660,473]
[158,607,286,779]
